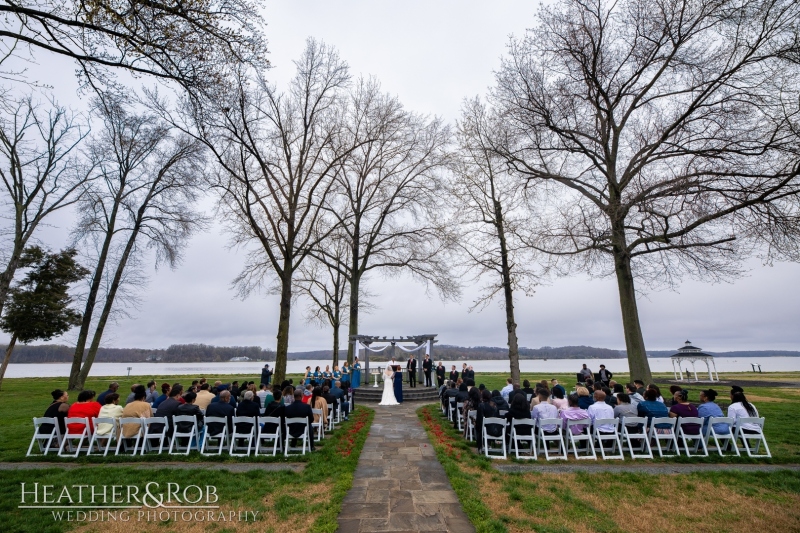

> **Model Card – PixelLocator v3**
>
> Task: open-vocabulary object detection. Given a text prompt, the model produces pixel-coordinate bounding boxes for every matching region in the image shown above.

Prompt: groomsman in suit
[422,354,433,387]
[407,355,418,388]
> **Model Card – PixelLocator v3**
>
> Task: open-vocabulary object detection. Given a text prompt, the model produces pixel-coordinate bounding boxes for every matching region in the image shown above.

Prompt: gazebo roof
[672,340,714,358]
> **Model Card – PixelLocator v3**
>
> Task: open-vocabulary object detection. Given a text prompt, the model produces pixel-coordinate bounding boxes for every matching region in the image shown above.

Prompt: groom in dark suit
[407,355,417,388]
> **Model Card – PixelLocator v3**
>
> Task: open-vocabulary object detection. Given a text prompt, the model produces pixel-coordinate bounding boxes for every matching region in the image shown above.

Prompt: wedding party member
[436,362,446,388]
[407,354,418,388]
[423,354,433,387]
[393,363,404,402]
[352,358,362,388]
[340,362,351,387]
[260,364,272,386]
[323,366,332,382]
[332,365,342,383]
[449,365,459,383]
[303,367,313,386]
[379,366,400,406]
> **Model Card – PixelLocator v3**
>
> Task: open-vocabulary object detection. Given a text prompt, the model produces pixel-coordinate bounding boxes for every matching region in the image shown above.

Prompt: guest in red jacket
[67,390,102,433]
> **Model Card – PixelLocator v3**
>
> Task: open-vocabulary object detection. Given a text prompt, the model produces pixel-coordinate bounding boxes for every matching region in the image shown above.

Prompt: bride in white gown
[378,366,399,406]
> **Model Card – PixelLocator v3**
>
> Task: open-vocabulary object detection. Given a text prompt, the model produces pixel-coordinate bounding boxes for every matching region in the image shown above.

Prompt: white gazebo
[671,340,719,382]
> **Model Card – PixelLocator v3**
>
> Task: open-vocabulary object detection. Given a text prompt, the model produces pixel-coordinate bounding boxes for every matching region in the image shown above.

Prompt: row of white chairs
[453,407,770,461]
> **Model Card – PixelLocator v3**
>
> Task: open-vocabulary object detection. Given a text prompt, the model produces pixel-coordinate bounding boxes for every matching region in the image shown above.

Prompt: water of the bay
[5,356,799,378]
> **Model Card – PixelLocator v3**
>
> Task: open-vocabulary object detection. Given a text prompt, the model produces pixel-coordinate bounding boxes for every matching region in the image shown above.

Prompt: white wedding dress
[379,368,399,406]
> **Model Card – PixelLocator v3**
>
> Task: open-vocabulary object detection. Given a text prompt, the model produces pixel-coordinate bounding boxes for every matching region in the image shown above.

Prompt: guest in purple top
[669,389,701,434]
[560,394,591,435]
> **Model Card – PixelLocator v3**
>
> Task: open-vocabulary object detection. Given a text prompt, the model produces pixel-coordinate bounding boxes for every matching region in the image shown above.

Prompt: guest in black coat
[175,391,204,435]
[262,389,285,436]
[284,389,314,450]
[453,383,469,428]
[521,380,535,398]
[491,389,510,412]
[260,364,273,386]
[476,390,500,452]
[205,390,235,435]
[153,384,184,435]
[505,393,533,444]
[235,391,261,434]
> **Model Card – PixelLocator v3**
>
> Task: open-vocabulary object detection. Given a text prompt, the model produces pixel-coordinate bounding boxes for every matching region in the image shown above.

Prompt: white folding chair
[327,403,335,432]
[311,409,325,441]
[140,417,169,454]
[734,417,771,458]
[169,415,199,455]
[200,417,229,455]
[499,410,508,417]
[448,399,457,423]
[593,418,624,460]
[466,411,477,441]
[510,419,537,460]
[482,417,507,460]
[88,417,117,456]
[336,398,343,423]
[649,417,680,457]
[705,416,739,457]
[116,418,144,455]
[58,417,91,457]
[455,403,465,432]
[537,418,567,461]
[677,417,708,457]
[620,417,652,459]
[255,416,282,456]
[27,417,62,456]
[526,394,533,403]
[284,417,311,456]
[229,416,256,456]
[566,419,596,460]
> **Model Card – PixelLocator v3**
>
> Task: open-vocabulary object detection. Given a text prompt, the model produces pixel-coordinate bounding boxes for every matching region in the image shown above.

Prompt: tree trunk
[0,334,18,391]
[0,230,26,317]
[332,319,340,368]
[494,200,520,385]
[69,196,122,390]
[273,262,293,386]
[612,229,653,384]
[346,270,360,365]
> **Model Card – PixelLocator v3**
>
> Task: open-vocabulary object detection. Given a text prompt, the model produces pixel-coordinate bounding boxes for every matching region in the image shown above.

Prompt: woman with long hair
[728,391,760,433]
[311,386,328,426]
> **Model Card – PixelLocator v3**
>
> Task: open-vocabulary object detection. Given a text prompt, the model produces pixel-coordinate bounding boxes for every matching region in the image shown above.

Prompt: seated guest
[560,393,591,435]
[491,389,510,412]
[626,383,644,407]
[67,390,102,433]
[612,383,624,397]
[477,390,501,453]
[507,383,522,404]
[602,387,617,407]
[669,389,701,434]
[549,386,568,412]
[462,388,481,438]
[145,381,158,404]
[262,389,285,426]
[152,383,171,408]
[613,393,639,430]
[443,381,458,416]
[212,384,236,409]
[284,389,315,450]
[521,380,535,398]
[256,383,273,408]
[282,385,295,405]
[194,383,215,410]
[532,390,558,434]
[587,390,616,433]
[697,389,729,435]
[648,384,665,403]
[301,384,313,404]
[120,386,152,438]
[235,390,261,435]
[728,391,760,433]
[667,385,683,407]
[330,380,350,420]
[584,378,595,394]
[96,382,119,406]
[312,387,328,427]
[153,384,184,435]
[125,384,139,405]
[175,391,205,434]
[96,393,124,436]
[205,390,235,435]
[500,378,514,401]
[453,383,470,428]
[634,380,646,395]
[550,379,566,398]
[576,386,594,410]
[42,389,70,435]
[637,388,670,431]
[505,393,533,442]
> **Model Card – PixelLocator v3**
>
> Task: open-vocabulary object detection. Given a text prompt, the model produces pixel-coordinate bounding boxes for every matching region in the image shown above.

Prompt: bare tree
[0,95,90,317]
[490,0,800,382]
[318,77,456,364]
[450,98,539,385]
[171,39,359,386]
[68,94,205,390]
[0,0,266,93]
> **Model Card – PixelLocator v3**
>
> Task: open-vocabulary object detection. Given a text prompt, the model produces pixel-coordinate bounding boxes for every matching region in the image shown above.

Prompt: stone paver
[337,402,475,533]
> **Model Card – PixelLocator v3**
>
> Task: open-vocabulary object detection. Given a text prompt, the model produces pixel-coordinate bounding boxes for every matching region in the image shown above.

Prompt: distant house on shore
[230,356,251,362]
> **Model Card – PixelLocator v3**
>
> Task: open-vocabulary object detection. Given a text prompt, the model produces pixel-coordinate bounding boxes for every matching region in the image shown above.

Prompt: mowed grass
[0,375,373,533]
[463,372,800,462]
[418,404,800,533]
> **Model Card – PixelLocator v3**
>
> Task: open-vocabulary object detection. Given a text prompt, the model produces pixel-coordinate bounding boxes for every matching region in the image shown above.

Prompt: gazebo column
[672,359,678,381]
[691,360,698,381]
[705,359,713,381]
[712,359,719,381]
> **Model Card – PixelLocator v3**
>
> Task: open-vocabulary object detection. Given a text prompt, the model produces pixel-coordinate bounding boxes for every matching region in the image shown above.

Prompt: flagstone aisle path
[337,402,475,533]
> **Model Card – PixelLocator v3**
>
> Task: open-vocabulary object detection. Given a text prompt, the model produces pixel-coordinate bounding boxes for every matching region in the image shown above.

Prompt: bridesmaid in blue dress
[392,363,404,403]
[352,358,362,388]
[332,365,342,383]
[322,365,332,382]
[340,362,351,387]
[313,366,322,383]
[303,366,312,386]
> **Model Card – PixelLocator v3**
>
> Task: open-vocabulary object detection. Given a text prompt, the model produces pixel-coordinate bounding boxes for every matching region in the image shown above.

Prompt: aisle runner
[337,403,475,532]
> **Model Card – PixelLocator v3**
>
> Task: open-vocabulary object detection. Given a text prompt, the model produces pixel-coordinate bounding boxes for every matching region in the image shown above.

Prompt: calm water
[5,356,799,378]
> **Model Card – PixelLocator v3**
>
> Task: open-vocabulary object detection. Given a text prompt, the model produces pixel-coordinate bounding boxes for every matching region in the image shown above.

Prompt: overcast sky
[2,1,799,353]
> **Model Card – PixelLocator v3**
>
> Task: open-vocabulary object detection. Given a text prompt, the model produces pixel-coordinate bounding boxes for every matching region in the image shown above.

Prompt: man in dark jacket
[153,384,184,435]
[422,355,433,387]
[435,362,446,388]
[260,364,272,386]
[262,389,285,436]
[330,381,349,420]
[598,365,613,386]
[175,391,204,439]
[205,390,235,435]
[491,390,510,411]
[284,389,314,450]
[443,381,458,415]
[235,391,261,435]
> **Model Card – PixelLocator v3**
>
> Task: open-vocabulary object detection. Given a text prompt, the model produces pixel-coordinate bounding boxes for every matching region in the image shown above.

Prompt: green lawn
[0,375,373,533]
